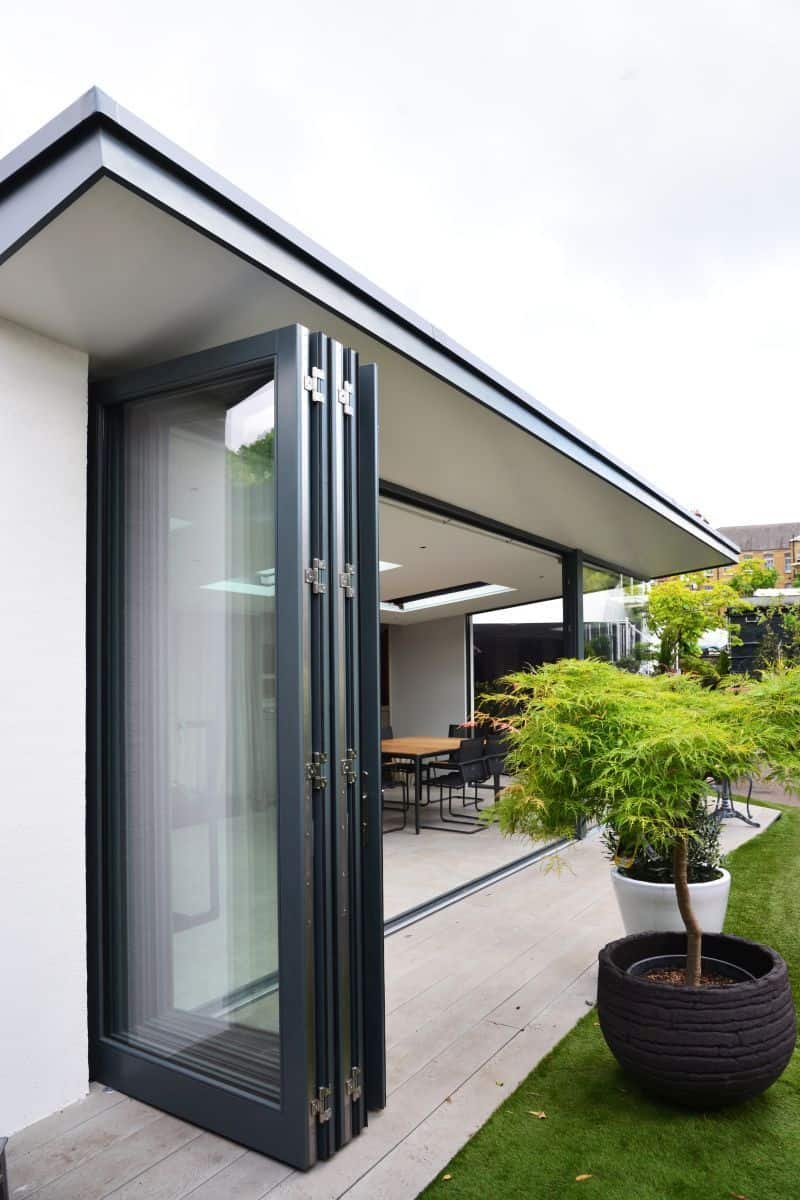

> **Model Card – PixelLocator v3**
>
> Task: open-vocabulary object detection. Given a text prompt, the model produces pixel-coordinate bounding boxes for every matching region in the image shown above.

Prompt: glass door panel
[90,328,318,1169]
[113,372,280,1098]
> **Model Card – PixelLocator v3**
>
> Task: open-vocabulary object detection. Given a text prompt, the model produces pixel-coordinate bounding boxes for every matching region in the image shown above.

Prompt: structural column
[562,549,585,660]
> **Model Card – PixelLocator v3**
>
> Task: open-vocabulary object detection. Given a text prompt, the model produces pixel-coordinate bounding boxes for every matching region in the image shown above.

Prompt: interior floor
[381,777,546,916]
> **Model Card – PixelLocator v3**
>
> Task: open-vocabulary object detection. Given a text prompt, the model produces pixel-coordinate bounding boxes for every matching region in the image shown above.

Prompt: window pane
[109,370,280,1102]
[582,563,651,670]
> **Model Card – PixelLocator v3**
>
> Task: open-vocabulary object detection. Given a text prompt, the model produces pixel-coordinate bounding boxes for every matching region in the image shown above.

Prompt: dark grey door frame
[356,363,386,1112]
[86,324,379,1170]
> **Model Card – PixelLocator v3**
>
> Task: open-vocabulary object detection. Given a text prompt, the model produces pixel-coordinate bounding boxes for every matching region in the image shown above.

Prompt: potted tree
[483,659,800,1107]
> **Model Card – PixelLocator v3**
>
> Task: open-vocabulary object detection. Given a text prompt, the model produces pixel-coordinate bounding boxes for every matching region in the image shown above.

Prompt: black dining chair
[381,723,411,832]
[482,736,508,798]
[424,738,489,834]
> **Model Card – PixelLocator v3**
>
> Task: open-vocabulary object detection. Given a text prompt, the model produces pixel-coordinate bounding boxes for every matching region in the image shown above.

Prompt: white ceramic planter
[611,867,731,935]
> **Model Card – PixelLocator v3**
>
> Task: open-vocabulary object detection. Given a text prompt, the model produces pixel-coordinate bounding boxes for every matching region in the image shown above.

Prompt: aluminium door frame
[86,325,321,1169]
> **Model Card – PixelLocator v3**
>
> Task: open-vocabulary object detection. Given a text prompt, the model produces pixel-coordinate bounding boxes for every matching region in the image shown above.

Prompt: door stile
[356,362,387,1112]
[306,330,336,1160]
[343,346,366,1135]
[274,323,319,1168]
[327,338,354,1149]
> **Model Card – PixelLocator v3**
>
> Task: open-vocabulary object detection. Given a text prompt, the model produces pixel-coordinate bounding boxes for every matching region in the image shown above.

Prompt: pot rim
[611,866,730,890]
[600,930,785,993]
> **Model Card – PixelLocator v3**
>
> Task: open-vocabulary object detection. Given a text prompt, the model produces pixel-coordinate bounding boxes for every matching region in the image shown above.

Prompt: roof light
[396,583,515,612]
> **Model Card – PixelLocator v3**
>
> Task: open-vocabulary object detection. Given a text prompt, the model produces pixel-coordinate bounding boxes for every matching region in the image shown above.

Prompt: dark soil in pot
[629,954,753,986]
[598,930,796,1108]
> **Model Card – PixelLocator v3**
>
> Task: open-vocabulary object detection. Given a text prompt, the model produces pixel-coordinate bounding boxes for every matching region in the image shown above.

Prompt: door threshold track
[384,837,574,937]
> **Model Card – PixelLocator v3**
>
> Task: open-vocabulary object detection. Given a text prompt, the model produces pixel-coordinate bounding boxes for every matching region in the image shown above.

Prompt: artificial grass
[420,806,800,1200]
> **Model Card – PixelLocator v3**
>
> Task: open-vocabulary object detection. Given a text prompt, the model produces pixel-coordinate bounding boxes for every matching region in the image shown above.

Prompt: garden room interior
[376,496,654,921]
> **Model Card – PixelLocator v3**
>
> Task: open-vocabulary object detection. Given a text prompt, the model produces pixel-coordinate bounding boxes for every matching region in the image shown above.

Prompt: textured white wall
[0,319,89,1133]
[388,617,467,737]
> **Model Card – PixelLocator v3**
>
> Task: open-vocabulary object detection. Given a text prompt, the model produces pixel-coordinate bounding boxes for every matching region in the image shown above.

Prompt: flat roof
[0,87,739,569]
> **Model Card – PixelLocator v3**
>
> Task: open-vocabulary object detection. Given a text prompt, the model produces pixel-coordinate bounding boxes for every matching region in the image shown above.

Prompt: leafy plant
[482,659,800,984]
[602,796,723,884]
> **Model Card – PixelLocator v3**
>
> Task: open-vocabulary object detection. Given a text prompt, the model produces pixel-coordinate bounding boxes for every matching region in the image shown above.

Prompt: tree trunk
[673,837,702,985]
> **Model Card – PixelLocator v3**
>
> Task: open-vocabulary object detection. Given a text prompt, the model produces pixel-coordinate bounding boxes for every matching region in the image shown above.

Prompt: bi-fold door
[88,324,385,1170]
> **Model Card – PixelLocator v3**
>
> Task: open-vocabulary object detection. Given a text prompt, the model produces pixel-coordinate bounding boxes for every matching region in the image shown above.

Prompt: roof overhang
[0,88,739,579]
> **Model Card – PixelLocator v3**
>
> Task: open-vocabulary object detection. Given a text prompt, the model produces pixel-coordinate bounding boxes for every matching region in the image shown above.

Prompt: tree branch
[673,837,702,985]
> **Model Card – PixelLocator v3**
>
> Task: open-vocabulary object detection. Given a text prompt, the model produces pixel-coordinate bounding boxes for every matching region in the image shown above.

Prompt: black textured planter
[597,931,796,1108]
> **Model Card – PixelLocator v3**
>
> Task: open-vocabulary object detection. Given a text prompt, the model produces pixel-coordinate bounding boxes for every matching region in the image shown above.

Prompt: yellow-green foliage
[484,660,800,859]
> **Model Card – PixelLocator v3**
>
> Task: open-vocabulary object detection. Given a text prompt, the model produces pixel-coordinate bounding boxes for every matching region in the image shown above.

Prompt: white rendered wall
[388,617,467,737]
[0,319,89,1133]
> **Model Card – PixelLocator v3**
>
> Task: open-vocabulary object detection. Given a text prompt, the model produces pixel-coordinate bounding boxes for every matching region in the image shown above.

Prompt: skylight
[383,582,515,613]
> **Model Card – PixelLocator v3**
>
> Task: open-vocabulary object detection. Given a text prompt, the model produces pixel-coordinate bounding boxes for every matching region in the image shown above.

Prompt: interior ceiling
[0,177,732,580]
[378,499,561,624]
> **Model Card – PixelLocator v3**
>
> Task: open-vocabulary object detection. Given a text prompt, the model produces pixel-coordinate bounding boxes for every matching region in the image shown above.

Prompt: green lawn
[420,806,800,1200]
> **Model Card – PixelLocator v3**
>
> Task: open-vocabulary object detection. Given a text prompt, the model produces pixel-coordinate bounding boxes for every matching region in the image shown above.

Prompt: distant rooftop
[717,523,800,553]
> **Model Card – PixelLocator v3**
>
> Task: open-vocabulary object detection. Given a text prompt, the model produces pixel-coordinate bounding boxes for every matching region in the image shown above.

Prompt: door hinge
[342,747,358,786]
[310,1085,332,1123]
[304,366,325,403]
[339,562,356,598]
[304,558,327,593]
[305,751,328,791]
[345,1067,362,1102]
[337,380,354,415]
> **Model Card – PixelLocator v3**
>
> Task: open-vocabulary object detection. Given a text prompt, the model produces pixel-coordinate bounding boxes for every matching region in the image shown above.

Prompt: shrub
[482,660,800,983]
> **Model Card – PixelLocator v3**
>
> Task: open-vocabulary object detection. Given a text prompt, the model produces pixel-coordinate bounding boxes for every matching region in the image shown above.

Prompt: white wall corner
[0,318,90,1133]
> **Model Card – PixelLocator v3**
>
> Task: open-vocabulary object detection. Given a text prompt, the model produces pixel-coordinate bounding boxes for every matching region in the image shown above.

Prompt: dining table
[381,736,461,834]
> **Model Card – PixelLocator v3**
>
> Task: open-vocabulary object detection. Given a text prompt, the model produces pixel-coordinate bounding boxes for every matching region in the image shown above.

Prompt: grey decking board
[181,1150,294,1200]
[7,1085,127,1162]
[10,1099,161,1196]
[30,1115,202,1200]
[100,1132,245,1200]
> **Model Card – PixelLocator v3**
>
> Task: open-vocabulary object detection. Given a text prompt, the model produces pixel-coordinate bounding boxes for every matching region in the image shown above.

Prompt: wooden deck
[6,807,777,1200]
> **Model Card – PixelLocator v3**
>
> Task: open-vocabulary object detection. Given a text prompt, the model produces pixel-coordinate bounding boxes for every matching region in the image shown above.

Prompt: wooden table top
[381,737,461,758]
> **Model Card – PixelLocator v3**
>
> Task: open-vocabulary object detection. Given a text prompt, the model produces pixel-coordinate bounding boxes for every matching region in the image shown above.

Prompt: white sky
[2,1,799,528]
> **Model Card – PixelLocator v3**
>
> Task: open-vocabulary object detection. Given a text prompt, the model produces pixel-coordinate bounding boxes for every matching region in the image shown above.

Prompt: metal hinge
[337,380,354,415]
[304,366,325,403]
[345,1067,362,1102]
[339,562,355,598]
[305,752,328,791]
[310,1085,332,1123]
[304,558,327,593]
[342,747,358,786]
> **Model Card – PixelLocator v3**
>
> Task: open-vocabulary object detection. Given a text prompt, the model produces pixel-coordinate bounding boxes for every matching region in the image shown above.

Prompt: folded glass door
[87,325,380,1169]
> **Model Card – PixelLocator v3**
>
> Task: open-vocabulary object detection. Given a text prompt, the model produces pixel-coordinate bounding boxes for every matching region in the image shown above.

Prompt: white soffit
[377,499,561,624]
[0,177,730,579]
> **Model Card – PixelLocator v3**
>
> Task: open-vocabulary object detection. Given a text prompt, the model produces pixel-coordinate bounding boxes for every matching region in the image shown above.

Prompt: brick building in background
[703,522,800,587]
